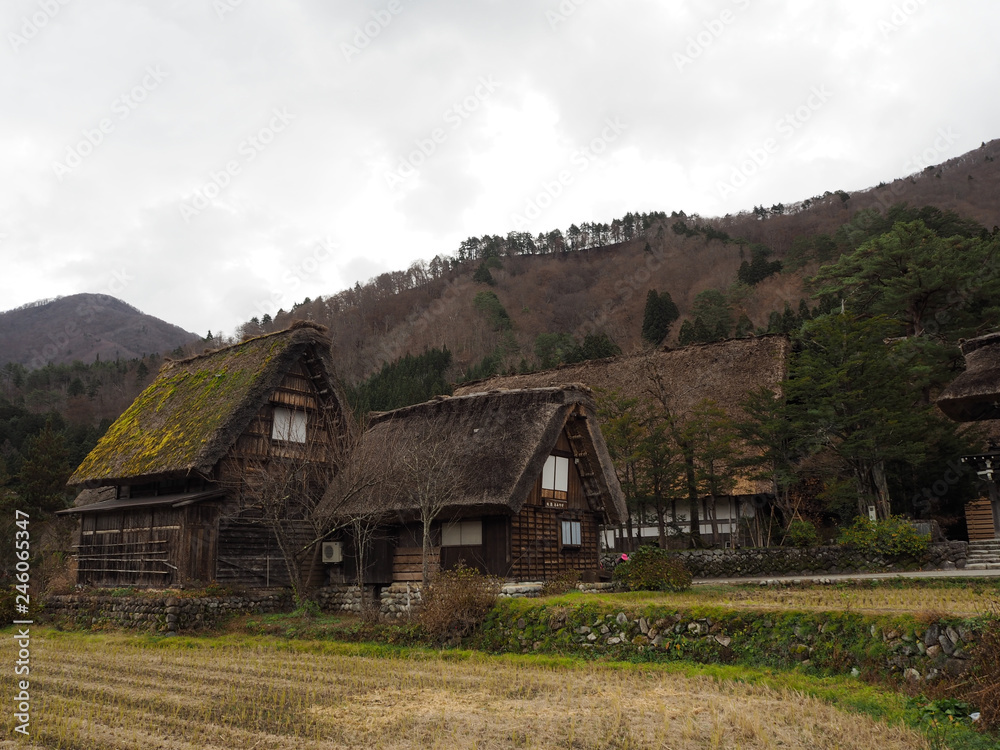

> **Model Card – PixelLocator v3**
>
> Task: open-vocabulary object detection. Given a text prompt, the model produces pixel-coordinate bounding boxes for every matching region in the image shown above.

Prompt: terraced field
[1,629,934,750]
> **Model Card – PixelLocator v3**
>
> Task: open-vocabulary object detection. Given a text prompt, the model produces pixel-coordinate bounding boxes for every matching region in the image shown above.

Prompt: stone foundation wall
[44,590,292,632]
[664,541,969,579]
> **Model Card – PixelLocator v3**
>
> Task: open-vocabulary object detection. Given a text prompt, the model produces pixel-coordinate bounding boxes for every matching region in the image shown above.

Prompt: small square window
[561,520,582,547]
[272,407,307,443]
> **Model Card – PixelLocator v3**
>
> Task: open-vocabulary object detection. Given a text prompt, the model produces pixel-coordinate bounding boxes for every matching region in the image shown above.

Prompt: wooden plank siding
[76,507,184,587]
[966,498,997,541]
[393,546,440,582]
[215,519,324,588]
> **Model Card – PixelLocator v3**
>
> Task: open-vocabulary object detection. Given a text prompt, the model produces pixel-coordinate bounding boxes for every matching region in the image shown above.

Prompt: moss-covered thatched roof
[334,386,627,523]
[68,322,343,487]
[938,332,1000,422]
[455,335,792,495]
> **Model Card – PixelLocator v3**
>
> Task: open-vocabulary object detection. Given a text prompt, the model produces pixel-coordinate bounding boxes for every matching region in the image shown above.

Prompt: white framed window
[561,520,582,547]
[442,520,483,547]
[271,407,307,443]
[542,455,569,494]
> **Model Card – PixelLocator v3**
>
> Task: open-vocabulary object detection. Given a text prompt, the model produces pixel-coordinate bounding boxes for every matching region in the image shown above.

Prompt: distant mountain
[0,294,199,369]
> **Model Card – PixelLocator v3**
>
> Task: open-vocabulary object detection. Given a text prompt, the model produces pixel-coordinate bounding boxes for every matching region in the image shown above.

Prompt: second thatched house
[327,385,627,585]
[454,335,792,548]
[937,332,1000,541]
[60,322,350,588]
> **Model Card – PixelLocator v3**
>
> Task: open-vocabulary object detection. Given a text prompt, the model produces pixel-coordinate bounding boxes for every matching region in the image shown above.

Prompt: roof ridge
[160,320,328,371]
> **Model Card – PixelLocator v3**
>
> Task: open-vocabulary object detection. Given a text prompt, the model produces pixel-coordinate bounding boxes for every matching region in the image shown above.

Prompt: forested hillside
[260,139,1000,389]
[2,140,999,537]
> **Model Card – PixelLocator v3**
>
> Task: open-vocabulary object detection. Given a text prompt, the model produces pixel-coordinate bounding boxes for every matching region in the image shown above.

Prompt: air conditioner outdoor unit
[321,541,343,564]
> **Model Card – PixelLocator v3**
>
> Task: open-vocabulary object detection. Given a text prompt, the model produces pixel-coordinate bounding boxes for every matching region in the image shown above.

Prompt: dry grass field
[561,580,1000,617]
[1,629,935,750]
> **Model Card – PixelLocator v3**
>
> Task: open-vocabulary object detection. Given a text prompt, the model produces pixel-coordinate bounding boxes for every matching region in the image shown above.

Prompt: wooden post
[989,480,1000,539]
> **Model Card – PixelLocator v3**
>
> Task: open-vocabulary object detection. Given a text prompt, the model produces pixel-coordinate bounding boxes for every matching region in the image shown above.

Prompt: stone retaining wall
[647,541,968,579]
[44,590,292,632]
[479,601,981,683]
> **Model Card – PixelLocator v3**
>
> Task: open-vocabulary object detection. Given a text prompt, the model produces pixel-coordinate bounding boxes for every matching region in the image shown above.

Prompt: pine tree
[18,419,71,516]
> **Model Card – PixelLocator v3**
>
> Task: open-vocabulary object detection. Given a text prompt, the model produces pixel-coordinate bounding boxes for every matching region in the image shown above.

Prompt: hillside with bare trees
[263,139,1000,386]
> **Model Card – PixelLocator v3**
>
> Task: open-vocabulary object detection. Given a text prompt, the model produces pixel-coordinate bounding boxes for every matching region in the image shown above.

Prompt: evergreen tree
[472,263,496,286]
[785,313,949,520]
[18,419,71,516]
[564,333,621,363]
[641,290,680,346]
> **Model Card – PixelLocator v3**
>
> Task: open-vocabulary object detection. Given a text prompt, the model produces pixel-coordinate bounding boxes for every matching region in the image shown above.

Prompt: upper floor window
[541,454,569,504]
[272,407,307,443]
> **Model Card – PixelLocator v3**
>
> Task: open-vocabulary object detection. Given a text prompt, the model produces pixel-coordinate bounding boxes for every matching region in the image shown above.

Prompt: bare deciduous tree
[392,419,471,585]
[228,413,389,604]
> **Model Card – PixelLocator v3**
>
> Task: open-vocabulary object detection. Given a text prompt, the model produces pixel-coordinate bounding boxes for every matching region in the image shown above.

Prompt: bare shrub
[540,570,580,597]
[966,599,1000,731]
[419,564,501,643]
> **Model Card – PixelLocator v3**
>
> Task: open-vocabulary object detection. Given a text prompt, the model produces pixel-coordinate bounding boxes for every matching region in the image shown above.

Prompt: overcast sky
[1,0,997,336]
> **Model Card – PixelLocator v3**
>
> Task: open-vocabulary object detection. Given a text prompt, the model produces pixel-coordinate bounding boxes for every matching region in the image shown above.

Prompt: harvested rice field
[1,629,933,750]
[562,578,1000,617]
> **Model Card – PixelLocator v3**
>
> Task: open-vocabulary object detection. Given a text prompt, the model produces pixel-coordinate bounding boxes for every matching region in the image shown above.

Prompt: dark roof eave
[56,489,226,515]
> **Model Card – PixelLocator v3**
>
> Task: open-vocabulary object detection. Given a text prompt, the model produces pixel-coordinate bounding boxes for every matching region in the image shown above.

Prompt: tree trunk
[706,494,720,546]
[872,460,892,519]
[421,516,434,585]
[683,453,700,545]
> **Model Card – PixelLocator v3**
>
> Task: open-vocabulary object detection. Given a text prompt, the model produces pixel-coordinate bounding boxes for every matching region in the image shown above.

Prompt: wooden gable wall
[214,351,338,588]
[509,421,603,580]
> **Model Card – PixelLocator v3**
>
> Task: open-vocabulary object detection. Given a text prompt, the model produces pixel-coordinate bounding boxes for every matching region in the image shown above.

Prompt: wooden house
[328,386,627,585]
[60,321,349,587]
[453,335,792,548]
[937,332,1000,540]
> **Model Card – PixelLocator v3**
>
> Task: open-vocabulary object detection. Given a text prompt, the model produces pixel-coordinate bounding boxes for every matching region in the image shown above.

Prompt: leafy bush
[837,515,930,557]
[612,546,692,592]
[784,519,819,548]
[420,564,502,642]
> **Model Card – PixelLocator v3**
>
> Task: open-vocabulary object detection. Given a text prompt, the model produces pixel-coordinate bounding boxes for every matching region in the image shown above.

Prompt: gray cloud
[1,0,997,335]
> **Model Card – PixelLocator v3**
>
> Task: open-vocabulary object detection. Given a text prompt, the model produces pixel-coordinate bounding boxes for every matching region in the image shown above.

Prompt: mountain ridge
[0,293,199,370]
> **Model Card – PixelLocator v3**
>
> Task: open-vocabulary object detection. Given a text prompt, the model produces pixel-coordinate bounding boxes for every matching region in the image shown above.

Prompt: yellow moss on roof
[68,324,335,486]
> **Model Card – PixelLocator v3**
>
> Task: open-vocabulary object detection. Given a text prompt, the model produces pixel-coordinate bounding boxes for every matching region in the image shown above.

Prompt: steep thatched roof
[938,332,1000,422]
[68,322,344,487]
[334,386,627,523]
[455,335,792,495]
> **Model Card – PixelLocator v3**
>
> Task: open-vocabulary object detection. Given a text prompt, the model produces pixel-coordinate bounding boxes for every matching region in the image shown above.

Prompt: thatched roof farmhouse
[330,385,626,583]
[61,322,350,587]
